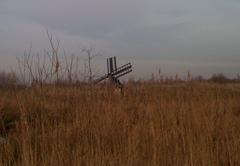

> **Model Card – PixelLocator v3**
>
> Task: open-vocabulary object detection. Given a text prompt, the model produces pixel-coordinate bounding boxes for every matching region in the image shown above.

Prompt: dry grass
[0,82,240,166]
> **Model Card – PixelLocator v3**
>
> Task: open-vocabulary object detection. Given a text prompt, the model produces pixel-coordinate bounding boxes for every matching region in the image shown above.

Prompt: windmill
[94,57,132,89]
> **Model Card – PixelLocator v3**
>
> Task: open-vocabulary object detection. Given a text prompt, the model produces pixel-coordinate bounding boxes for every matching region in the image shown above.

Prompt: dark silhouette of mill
[94,56,132,90]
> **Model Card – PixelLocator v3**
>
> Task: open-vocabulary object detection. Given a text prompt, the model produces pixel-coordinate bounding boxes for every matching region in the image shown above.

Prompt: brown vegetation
[0,82,240,165]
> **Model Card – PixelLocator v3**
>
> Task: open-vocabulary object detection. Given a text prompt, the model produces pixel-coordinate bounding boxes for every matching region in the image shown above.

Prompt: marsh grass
[0,82,240,165]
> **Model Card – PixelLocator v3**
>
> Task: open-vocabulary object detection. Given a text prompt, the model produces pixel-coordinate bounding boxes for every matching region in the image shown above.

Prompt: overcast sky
[1,0,240,78]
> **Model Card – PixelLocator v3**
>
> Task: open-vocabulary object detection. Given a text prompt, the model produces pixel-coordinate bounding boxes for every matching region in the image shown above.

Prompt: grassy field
[0,82,240,165]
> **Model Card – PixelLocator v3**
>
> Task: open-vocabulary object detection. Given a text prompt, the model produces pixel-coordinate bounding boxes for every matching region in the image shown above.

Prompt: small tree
[46,30,61,83]
[81,46,101,83]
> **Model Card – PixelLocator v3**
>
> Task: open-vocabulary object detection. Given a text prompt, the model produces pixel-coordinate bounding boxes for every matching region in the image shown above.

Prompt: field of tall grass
[0,82,240,165]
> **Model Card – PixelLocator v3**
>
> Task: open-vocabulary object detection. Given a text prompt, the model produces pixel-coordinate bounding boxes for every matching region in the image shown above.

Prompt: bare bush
[14,29,109,86]
[210,73,230,83]
[0,71,17,88]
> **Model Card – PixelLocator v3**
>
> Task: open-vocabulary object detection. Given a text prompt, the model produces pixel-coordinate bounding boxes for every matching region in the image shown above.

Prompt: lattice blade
[94,74,109,83]
[115,69,132,79]
[111,63,132,77]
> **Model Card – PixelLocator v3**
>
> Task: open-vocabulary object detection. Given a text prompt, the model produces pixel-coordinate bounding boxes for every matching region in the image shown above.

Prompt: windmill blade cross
[94,57,132,87]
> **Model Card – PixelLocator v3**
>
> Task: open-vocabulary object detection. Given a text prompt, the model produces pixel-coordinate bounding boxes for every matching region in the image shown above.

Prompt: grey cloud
[1,0,240,77]
[0,0,148,37]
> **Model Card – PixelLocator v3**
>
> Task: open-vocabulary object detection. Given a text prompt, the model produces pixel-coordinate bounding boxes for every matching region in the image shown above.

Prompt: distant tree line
[1,69,240,88]
[209,73,240,83]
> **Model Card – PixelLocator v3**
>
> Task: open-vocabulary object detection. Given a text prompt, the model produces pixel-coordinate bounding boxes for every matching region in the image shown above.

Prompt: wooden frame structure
[94,57,132,89]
